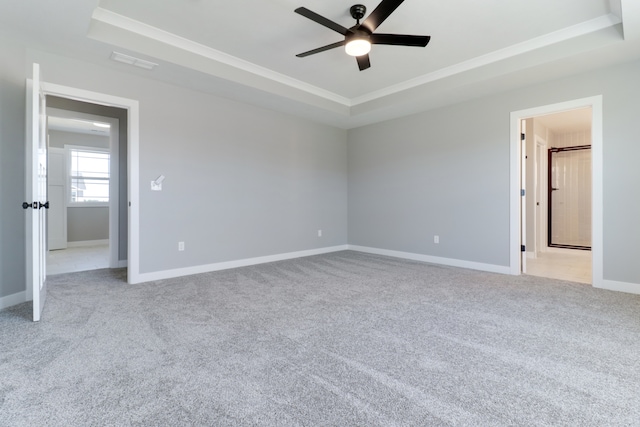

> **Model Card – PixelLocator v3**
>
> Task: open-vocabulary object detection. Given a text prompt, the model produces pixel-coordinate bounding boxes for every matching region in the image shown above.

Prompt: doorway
[523,108,593,283]
[46,108,118,274]
[26,70,141,319]
[509,96,603,288]
[44,95,129,277]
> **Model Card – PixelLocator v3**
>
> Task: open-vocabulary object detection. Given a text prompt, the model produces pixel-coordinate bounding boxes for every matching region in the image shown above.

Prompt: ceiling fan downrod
[350,4,367,25]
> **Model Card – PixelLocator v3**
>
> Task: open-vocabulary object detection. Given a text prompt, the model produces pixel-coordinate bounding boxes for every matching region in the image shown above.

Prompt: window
[67,147,110,205]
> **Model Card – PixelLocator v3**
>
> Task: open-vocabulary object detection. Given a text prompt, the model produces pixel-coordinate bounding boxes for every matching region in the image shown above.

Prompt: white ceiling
[48,116,111,136]
[2,0,640,128]
[535,108,593,134]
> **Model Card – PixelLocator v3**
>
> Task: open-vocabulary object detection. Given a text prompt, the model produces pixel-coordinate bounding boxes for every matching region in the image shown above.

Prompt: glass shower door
[548,146,591,250]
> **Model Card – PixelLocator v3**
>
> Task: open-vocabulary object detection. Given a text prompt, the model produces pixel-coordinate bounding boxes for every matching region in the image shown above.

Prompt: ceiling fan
[294,0,430,71]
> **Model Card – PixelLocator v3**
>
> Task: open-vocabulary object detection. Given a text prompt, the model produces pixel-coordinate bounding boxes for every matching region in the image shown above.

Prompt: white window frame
[65,144,110,207]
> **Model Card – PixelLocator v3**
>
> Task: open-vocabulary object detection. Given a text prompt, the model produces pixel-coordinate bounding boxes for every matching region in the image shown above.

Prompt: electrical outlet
[434,235,439,244]
[178,241,185,251]
[318,229,322,237]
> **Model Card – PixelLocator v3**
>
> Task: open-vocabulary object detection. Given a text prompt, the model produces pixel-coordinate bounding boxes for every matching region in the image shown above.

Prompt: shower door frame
[547,144,592,250]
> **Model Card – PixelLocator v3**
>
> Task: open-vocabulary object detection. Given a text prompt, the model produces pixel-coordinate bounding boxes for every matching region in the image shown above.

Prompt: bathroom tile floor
[526,250,592,284]
[47,245,110,275]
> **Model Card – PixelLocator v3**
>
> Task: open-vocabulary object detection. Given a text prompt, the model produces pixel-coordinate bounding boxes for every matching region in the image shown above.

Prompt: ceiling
[48,116,111,136]
[535,108,592,134]
[1,0,640,128]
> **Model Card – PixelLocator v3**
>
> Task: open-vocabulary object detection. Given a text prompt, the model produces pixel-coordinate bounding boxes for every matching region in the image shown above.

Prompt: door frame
[509,96,603,287]
[40,82,141,284]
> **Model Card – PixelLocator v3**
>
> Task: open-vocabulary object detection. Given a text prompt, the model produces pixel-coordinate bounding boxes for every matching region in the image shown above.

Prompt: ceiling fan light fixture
[345,38,371,56]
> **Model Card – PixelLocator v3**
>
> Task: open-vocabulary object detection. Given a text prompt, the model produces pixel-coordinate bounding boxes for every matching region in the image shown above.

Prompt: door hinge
[521,245,526,252]
[521,189,525,196]
[521,133,525,141]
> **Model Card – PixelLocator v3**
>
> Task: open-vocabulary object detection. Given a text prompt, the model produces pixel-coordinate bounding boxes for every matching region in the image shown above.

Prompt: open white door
[520,120,527,273]
[25,63,48,322]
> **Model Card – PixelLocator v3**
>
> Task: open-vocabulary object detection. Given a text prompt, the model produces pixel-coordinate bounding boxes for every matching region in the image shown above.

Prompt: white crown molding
[621,0,640,39]
[351,14,622,105]
[91,7,351,106]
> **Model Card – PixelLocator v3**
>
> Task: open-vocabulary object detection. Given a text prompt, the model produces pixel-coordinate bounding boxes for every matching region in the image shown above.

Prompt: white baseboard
[133,245,349,284]
[0,291,26,311]
[67,239,109,248]
[347,245,511,275]
[526,251,536,259]
[595,279,640,295]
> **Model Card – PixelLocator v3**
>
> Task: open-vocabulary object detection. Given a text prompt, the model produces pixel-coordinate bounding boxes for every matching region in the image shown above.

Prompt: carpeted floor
[1,251,639,426]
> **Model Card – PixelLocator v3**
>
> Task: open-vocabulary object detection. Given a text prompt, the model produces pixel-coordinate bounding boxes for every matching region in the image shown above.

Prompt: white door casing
[510,96,603,289]
[40,80,140,284]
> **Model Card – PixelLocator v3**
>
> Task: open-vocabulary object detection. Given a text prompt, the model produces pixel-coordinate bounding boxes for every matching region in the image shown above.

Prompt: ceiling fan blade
[361,0,405,33]
[296,41,345,58]
[370,34,431,47]
[356,54,371,71]
[294,7,352,36]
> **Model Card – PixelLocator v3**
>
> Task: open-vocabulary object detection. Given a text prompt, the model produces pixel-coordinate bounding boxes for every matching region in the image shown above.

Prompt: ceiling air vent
[110,51,158,70]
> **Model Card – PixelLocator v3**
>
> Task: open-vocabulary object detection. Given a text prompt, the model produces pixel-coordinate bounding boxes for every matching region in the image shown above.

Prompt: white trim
[510,96,603,288]
[115,260,128,268]
[132,245,348,284]
[67,239,109,248]
[42,81,140,285]
[0,291,26,310]
[596,279,640,295]
[347,245,511,275]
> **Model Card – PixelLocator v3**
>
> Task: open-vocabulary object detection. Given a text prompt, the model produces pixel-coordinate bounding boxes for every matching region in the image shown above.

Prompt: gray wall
[48,130,110,243]
[0,42,348,302]
[136,81,348,273]
[67,207,109,242]
[0,38,27,299]
[48,129,109,149]
[2,36,639,304]
[348,59,640,285]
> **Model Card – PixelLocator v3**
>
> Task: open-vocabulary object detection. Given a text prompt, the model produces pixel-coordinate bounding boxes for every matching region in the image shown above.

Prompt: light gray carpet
[1,251,639,426]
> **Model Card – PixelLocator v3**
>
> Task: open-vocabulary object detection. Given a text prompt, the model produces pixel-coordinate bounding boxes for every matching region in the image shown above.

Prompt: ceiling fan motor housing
[350,4,367,22]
